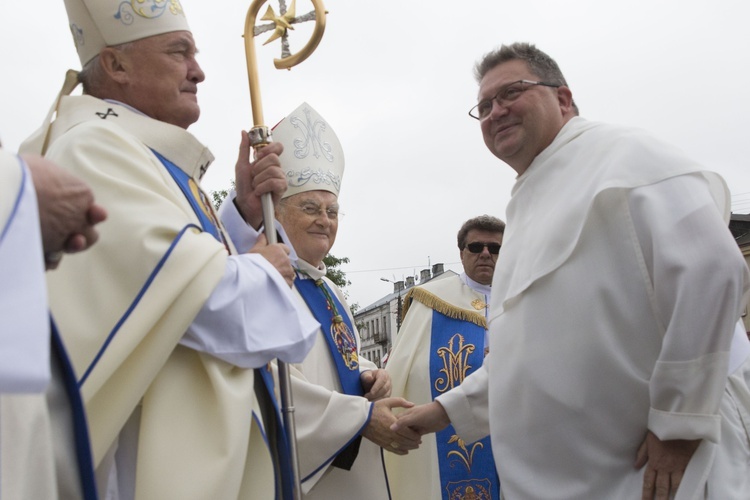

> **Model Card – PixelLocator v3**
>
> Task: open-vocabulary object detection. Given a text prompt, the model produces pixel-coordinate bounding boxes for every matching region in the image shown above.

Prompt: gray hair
[474,42,579,115]
[457,215,506,249]
[78,42,136,95]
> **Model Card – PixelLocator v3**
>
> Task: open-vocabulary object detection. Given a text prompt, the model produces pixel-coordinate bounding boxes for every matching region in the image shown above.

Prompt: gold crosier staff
[243,1,326,498]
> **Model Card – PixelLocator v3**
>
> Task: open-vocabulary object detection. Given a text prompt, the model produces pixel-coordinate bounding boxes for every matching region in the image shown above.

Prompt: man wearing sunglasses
[392,43,750,499]
[385,215,505,499]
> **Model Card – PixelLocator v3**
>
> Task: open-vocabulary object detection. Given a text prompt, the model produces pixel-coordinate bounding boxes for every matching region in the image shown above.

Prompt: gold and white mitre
[64,0,191,65]
[272,102,345,199]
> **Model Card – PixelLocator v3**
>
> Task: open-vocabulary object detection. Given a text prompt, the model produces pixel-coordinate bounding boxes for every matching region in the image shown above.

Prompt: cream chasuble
[20,95,297,500]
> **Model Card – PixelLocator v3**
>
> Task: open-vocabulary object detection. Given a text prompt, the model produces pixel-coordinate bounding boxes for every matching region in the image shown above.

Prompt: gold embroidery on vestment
[434,334,475,393]
[446,434,484,473]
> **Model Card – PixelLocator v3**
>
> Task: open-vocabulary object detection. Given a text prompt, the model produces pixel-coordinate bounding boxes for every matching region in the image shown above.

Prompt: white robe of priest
[437,117,750,499]
[20,95,319,500]
[385,273,498,499]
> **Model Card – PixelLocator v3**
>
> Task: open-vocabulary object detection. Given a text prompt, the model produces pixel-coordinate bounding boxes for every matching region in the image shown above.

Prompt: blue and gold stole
[155,150,293,499]
[153,150,229,251]
[294,276,362,397]
[430,312,500,500]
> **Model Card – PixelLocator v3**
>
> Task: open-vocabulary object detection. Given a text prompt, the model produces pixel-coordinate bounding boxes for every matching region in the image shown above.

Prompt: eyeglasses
[465,242,501,255]
[468,80,561,120]
[288,201,343,220]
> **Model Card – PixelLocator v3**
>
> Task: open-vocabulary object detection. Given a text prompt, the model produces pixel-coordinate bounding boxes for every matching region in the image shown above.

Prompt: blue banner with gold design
[295,277,363,396]
[430,311,500,500]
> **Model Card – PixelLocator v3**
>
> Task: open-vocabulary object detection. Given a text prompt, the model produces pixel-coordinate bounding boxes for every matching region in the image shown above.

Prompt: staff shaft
[244,2,302,498]
[243,2,328,496]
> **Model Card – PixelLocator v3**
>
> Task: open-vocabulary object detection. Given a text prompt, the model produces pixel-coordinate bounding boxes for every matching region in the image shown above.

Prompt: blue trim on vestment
[79,224,201,386]
[51,318,99,500]
[252,410,269,445]
[300,402,374,483]
[430,311,500,500]
[152,150,222,242]
[0,156,26,244]
[251,410,291,500]
[256,367,294,500]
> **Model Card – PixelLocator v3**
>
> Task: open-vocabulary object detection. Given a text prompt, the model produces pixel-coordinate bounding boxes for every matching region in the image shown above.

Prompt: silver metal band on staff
[243,1,327,497]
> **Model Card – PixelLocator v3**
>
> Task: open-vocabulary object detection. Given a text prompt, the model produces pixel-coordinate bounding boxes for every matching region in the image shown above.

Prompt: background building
[356,264,454,367]
[730,214,750,335]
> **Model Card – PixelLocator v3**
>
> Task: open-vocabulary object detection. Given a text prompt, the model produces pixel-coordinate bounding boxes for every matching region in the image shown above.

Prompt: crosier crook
[243,1,327,498]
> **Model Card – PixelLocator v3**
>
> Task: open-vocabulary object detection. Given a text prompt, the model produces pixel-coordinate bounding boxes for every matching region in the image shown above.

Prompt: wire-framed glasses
[289,201,343,220]
[469,80,560,120]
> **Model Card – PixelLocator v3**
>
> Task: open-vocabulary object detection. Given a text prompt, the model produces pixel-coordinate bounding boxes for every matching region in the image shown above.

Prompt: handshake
[359,370,451,455]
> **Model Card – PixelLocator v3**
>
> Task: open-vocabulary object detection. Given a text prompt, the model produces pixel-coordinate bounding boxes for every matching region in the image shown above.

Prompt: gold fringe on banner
[403,288,487,329]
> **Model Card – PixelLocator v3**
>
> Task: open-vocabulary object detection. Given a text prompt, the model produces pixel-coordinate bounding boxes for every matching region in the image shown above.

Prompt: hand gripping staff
[243,1,327,498]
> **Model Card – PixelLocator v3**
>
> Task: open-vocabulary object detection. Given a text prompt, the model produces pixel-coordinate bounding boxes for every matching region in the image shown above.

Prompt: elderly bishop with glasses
[221,103,419,499]
[385,215,505,499]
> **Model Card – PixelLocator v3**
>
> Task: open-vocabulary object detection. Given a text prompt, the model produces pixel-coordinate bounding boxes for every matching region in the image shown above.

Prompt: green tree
[210,181,234,211]
[323,254,357,314]
[323,254,350,289]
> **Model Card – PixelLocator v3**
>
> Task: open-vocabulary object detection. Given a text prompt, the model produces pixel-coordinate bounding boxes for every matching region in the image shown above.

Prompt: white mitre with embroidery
[64,0,191,65]
[273,102,345,199]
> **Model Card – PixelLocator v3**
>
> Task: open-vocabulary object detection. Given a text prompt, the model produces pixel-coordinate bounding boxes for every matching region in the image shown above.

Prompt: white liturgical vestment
[20,95,319,500]
[437,117,750,499]
[221,200,391,499]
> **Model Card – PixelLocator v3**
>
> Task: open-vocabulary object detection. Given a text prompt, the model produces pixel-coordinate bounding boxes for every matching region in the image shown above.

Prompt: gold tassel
[406,288,487,329]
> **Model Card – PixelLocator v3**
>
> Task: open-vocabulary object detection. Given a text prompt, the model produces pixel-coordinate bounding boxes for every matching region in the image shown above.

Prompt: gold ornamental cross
[252,0,322,61]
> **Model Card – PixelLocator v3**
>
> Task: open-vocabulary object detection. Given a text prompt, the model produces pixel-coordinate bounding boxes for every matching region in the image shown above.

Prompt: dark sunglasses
[465,242,501,255]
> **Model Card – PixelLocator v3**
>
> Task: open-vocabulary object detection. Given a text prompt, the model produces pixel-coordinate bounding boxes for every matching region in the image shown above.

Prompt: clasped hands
[359,369,423,455]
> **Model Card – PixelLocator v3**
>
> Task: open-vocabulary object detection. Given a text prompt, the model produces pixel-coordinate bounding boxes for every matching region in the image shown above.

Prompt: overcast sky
[2,0,749,308]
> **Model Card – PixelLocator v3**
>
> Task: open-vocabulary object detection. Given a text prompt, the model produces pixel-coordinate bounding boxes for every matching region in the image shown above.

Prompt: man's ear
[99,47,129,84]
[557,86,575,114]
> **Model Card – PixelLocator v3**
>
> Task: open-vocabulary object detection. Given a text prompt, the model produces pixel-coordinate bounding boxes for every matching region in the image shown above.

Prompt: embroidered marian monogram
[290,106,334,161]
[430,312,500,499]
[434,333,475,394]
[95,108,118,120]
